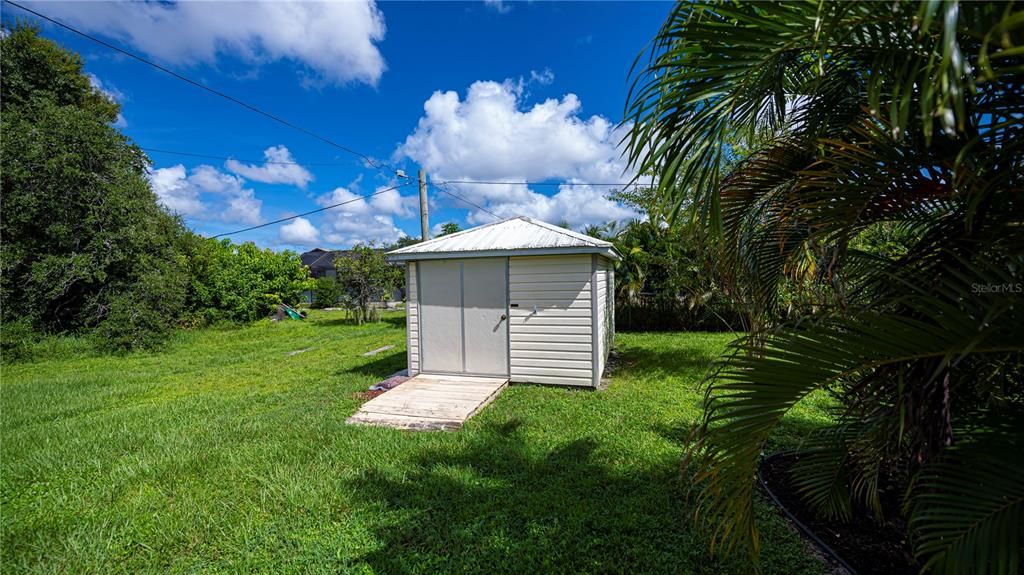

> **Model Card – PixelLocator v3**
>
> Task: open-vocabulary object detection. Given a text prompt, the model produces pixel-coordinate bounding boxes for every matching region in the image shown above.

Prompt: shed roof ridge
[389,216,523,253]
[520,217,608,247]
[385,215,620,260]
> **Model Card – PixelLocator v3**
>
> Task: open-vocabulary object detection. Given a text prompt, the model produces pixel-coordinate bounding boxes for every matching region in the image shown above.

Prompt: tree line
[0,25,484,359]
[1,25,313,359]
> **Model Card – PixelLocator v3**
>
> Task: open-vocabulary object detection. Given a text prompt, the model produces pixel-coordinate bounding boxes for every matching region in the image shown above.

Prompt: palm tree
[581,221,619,241]
[626,1,1023,573]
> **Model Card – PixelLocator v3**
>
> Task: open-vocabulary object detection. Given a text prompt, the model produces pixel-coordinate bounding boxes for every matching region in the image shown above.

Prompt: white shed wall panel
[595,257,614,380]
[418,260,465,373]
[461,258,509,375]
[509,255,594,386]
[596,261,605,379]
[606,264,615,363]
[406,262,420,375]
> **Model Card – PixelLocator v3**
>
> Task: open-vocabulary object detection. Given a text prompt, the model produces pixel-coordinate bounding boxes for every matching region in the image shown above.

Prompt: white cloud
[279,217,321,246]
[225,145,313,189]
[149,164,204,217]
[369,187,417,218]
[86,72,126,102]
[86,72,128,128]
[316,185,414,247]
[188,165,246,195]
[483,0,512,14]
[529,68,554,86]
[473,183,639,227]
[223,190,262,226]
[148,164,263,225]
[40,1,387,86]
[397,79,640,227]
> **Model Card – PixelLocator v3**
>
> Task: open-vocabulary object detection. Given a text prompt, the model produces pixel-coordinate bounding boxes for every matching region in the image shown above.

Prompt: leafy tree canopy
[335,243,402,324]
[0,22,118,121]
[0,25,314,356]
[1,24,187,351]
[390,235,422,249]
[181,237,312,324]
[438,222,461,236]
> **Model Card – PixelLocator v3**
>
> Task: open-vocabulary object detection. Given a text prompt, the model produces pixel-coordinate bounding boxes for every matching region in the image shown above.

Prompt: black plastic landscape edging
[757,451,859,575]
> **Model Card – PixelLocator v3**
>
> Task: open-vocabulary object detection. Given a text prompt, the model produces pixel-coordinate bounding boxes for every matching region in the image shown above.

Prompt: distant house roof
[301,247,398,275]
[386,216,621,261]
[300,248,337,272]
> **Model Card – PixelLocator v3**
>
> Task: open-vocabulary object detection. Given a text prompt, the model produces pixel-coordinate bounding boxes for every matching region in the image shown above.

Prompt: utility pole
[418,169,429,241]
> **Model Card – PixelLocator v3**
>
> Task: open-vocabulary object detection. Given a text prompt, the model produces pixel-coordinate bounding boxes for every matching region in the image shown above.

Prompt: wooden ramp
[347,374,508,431]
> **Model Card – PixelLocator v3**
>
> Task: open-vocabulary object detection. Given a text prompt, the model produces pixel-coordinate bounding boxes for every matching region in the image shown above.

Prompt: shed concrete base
[346,374,508,431]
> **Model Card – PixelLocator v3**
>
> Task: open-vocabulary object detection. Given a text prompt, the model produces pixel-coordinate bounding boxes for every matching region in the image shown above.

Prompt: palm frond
[909,430,1024,575]
[688,257,1024,559]
[627,1,1024,569]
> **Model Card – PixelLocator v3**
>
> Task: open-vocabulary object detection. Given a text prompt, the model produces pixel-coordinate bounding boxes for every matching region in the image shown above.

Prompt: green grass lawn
[1,310,831,574]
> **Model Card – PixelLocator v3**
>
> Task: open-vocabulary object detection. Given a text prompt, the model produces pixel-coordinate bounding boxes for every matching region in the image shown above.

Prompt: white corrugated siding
[406,262,419,375]
[509,255,594,386]
[595,256,614,381]
[607,263,615,363]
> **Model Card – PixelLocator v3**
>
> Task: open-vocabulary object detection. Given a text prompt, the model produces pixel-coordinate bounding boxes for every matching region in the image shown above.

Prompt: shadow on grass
[652,420,701,445]
[340,351,407,379]
[653,411,833,456]
[311,317,359,328]
[613,344,721,379]
[311,315,406,329]
[345,418,720,573]
[380,315,405,329]
[768,412,836,452]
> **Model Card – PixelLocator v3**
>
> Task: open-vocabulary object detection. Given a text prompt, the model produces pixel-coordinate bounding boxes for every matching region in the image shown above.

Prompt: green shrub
[311,276,341,309]
[93,296,171,353]
[181,237,313,324]
[93,265,186,352]
[0,318,37,363]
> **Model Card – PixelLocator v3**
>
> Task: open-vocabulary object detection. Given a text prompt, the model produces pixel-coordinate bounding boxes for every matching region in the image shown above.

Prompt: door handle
[499,314,507,321]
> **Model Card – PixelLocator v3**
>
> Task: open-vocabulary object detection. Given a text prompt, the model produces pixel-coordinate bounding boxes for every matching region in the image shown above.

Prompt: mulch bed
[351,371,410,402]
[759,453,919,575]
[350,390,386,401]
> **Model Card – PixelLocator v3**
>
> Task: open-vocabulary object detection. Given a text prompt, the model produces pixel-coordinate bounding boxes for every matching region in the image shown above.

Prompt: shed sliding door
[419,258,508,376]
[418,260,463,373]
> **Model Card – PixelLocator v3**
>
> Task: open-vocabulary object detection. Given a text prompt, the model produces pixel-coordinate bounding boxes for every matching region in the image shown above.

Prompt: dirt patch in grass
[352,371,411,402]
[760,452,919,575]
[351,390,385,401]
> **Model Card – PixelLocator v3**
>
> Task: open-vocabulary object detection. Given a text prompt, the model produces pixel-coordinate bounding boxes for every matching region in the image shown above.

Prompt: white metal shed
[387,216,620,388]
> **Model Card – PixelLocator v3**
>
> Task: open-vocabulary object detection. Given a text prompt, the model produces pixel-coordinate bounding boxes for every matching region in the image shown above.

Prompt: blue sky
[10,1,670,251]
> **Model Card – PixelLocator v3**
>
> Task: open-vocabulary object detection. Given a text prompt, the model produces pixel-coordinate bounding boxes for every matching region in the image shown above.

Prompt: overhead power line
[431,182,502,221]
[212,182,412,238]
[4,0,392,173]
[142,147,351,167]
[436,179,647,187]
[3,3,651,189]
[143,149,652,188]
[2,1,651,239]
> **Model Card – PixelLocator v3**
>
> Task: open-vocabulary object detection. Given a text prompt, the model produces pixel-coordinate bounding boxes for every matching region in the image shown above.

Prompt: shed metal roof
[386,216,621,261]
